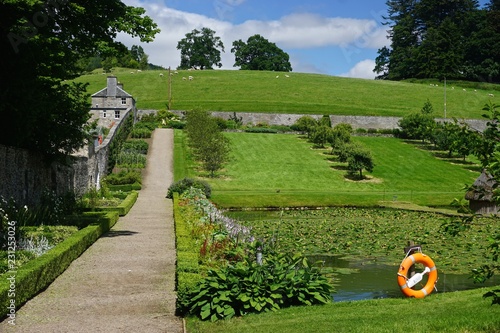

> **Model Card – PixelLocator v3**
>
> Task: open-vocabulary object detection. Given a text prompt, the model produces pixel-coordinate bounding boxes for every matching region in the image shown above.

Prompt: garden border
[0,211,119,319]
[98,190,139,216]
[173,193,202,315]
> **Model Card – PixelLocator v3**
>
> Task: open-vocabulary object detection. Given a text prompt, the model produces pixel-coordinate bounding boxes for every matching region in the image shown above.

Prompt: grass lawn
[74,68,499,119]
[186,286,500,333]
[190,132,479,208]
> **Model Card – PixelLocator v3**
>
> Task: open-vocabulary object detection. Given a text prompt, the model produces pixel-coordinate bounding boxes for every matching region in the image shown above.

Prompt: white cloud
[118,0,388,73]
[340,59,377,79]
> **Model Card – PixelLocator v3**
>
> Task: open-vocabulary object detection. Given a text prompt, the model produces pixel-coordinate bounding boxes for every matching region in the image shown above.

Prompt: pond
[311,255,499,302]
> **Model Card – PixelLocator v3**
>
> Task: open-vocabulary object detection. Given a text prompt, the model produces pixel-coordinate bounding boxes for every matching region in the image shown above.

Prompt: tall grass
[74,68,499,119]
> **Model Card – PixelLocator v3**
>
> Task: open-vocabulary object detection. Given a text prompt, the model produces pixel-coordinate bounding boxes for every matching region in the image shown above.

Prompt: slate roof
[91,86,132,98]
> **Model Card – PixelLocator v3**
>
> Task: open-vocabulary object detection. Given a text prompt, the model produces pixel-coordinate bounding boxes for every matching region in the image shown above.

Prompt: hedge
[107,182,142,192]
[0,211,119,319]
[98,191,138,216]
[173,193,203,315]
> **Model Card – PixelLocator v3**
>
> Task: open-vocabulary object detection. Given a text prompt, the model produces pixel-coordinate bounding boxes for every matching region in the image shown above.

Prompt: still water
[310,255,499,302]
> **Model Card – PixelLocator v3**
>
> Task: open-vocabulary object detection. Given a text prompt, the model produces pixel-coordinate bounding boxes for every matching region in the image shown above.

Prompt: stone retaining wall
[0,110,132,206]
[168,110,488,131]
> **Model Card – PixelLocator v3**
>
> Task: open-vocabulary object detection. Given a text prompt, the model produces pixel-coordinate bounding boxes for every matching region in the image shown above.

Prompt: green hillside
[74,68,499,119]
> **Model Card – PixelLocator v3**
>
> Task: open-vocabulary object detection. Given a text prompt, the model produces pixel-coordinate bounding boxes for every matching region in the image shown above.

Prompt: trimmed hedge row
[98,191,138,216]
[173,193,203,315]
[0,211,119,319]
[108,182,142,192]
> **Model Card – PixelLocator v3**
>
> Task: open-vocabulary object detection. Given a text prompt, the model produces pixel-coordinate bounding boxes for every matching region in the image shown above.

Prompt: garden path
[0,128,183,332]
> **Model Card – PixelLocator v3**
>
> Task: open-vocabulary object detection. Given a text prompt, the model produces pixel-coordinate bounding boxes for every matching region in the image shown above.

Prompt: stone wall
[0,110,132,206]
[168,110,488,131]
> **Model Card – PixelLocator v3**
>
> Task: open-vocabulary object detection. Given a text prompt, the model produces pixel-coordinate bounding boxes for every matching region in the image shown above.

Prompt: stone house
[89,76,137,129]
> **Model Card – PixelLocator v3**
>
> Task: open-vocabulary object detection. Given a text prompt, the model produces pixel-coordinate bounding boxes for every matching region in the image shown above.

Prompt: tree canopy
[375,0,500,82]
[177,27,225,70]
[231,34,292,72]
[0,0,160,157]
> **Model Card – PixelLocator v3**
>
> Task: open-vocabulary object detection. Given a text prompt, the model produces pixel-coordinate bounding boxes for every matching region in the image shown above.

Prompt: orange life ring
[397,252,438,298]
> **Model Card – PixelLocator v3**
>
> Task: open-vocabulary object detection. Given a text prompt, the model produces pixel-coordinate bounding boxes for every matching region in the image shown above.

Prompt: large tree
[0,0,160,157]
[375,0,490,81]
[177,27,225,70]
[231,34,292,72]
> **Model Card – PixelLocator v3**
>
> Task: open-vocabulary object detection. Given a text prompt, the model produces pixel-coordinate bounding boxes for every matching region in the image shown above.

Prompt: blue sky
[119,0,490,79]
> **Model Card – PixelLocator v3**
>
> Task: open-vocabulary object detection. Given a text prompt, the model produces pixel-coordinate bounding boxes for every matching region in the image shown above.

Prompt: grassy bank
[187,132,479,208]
[74,68,498,119]
[186,286,500,333]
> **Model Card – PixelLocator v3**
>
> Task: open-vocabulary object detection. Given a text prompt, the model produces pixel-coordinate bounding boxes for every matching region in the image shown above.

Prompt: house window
[115,110,120,119]
[121,97,127,105]
[103,110,107,118]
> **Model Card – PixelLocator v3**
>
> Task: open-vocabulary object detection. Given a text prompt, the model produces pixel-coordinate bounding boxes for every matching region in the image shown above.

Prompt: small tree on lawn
[310,125,332,148]
[185,109,231,177]
[200,134,231,177]
[347,146,374,179]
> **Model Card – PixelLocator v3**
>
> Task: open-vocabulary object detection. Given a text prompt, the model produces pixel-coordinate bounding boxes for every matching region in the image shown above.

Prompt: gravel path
[0,129,183,333]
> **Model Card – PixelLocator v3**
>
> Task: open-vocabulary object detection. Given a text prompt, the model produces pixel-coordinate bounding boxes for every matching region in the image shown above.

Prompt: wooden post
[168,66,172,110]
[404,241,421,278]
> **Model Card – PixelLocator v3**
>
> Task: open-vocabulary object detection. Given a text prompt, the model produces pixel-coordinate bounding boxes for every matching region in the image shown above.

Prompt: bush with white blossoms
[180,187,254,245]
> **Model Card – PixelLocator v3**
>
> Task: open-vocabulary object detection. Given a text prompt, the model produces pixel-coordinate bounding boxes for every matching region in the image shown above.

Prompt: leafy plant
[184,251,333,321]
[167,178,212,199]
[103,169,142,185]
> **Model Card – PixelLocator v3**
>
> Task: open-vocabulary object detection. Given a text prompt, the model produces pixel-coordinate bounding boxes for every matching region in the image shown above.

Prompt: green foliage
[0,1,159,156]
[397,112,436,141]
[104,169,142,185]
[122,139,149,154]
[116,152,147,168]
[245,127,278,134]
[231,34,292,72]
[376,0,499,82]
[347,144,375,179]
[130,127,152,138]
[185,110,231,177]
[108,114,134,172]
[234,208,499,275]
[0,212,119,319]
[310,126,333,148]
[177,27,224,69]
[21,225,79,246]
[292,116,318,136]
[185,251,332,321]
[167,178,212,199]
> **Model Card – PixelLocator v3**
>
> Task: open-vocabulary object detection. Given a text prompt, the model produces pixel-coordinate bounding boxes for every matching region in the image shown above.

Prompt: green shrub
[168,120,186,129]
[214,117,228,130]
[166,178,212,198]
[107,182,142,192]
[0,212,119,319]
[20,225,79,245]
[122,139,149,154]
[104,170,142,185]
[270,125,293,133]
[183,251,333,321]
[245,127,278,134]
[115,152,147,168]
[130,127,152,138]
[134,121,158,131]
[355,128,367,134]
